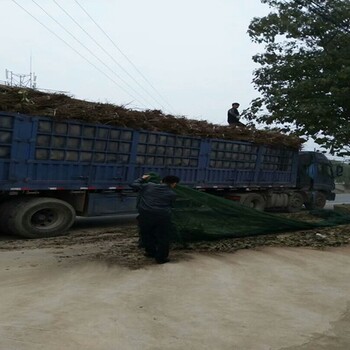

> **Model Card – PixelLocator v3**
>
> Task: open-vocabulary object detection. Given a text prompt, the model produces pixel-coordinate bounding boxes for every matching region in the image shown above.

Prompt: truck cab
[297,151,342,209]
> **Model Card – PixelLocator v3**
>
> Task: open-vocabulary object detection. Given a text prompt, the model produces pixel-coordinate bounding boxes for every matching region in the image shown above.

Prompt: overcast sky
[0,0,333,156]
[0,0,271,124]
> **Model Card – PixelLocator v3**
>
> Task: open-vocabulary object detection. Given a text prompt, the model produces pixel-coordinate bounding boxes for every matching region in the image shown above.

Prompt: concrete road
[324,193,350,210]
[1,246,350,350]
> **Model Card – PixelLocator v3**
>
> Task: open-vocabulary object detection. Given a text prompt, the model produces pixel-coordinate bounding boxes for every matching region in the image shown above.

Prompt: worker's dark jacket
[227,107,240,124]
[130,179,177,216]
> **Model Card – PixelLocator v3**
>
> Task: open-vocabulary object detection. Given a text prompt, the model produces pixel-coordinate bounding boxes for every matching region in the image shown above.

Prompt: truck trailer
[0,111,342,238]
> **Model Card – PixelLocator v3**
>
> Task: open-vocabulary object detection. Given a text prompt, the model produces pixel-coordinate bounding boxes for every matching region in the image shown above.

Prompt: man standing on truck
[130,174,180,264]
[227,102,245,126]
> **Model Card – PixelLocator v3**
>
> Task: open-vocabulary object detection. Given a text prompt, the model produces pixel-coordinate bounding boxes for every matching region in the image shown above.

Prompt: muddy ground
[1,211,350,269]
[1,212,350,349]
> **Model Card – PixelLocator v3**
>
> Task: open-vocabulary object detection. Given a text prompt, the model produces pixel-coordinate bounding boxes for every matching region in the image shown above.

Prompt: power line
[11,0,147,108]
[74,0,177,114]
[51,0,168,112]
[30,0,155,108]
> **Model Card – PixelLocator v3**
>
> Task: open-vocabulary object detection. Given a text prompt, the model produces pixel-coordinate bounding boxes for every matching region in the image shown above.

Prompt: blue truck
[0,111,342,238]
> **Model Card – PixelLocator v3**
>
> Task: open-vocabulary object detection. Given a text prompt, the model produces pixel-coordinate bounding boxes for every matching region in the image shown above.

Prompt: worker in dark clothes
[227,102,245,126]
[130,174,180,264]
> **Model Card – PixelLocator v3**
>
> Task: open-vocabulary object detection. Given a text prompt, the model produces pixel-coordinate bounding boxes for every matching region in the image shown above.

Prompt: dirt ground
[1,218,350,349]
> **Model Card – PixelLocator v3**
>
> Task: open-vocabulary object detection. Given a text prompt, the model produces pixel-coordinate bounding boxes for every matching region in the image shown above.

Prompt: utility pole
[4,56,68,94]
[5,69,37,88]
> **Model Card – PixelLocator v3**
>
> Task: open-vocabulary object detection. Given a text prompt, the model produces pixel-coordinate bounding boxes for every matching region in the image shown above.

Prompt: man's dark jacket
[130,178,176,216]
[227,107,240,124]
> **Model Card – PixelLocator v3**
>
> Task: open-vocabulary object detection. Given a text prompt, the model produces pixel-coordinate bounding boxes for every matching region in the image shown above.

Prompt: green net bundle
[142,174,350,242]
[172,185,350,242]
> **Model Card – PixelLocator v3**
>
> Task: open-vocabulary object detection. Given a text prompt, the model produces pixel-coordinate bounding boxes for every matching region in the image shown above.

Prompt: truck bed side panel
[0,112,298,190]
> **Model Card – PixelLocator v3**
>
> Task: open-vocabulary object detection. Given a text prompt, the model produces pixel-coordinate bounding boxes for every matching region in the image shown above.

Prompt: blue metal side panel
[290,151,299,184]
[131,130,203,186]
[87,193,137,215]
[27,163,93,187]
[256,146,298,186]
[133,166,200,184]
[0,161,10,184]
[0,112,137,190]
[204,169,256,186]
[202,139,261,186]
[12,116,41,186]
[203,140,297,187]
[0,113,35,188]
[0,111,298,191]
[0,114,14,186]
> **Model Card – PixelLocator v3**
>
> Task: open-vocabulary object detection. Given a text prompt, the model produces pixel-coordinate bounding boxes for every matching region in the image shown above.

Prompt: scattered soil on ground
[1,212,349,269]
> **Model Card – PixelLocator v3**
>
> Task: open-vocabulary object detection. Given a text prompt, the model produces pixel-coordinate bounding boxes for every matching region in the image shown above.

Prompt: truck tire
[240,193,266,211]
[286,192,304,213]
[305,192,327,210]
[7,197,76,238]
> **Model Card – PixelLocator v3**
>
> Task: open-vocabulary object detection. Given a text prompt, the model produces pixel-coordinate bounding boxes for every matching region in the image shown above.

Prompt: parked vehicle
[0,112,342,238]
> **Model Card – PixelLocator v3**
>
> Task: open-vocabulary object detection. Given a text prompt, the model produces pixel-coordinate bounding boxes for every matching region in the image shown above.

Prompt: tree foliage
[247,0,350,155]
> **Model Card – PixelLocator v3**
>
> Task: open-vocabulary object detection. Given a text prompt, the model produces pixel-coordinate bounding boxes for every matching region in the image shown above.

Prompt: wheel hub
[31,209,57,227]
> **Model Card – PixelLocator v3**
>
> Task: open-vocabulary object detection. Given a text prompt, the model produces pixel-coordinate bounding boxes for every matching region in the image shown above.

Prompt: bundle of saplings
[0,85,302,149]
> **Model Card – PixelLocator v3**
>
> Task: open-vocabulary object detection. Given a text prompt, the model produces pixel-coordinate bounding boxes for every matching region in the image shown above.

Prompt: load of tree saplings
[0,85,302,149]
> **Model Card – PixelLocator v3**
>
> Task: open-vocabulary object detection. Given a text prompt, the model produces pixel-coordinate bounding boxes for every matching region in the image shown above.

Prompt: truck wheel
[286,192,304,213]
[7,197,76,238]
[240,194,266,211]
[305,192,327,210]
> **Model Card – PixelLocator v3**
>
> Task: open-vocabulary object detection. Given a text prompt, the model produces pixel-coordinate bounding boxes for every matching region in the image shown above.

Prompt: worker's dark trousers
[138,211,171,262]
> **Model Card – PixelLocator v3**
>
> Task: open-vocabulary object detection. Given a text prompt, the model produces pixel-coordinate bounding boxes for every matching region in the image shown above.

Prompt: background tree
[247,0,350,155]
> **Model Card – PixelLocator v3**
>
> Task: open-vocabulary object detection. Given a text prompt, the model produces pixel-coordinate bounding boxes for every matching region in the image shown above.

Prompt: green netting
[142,173,350,242]
[172,185,350,242]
